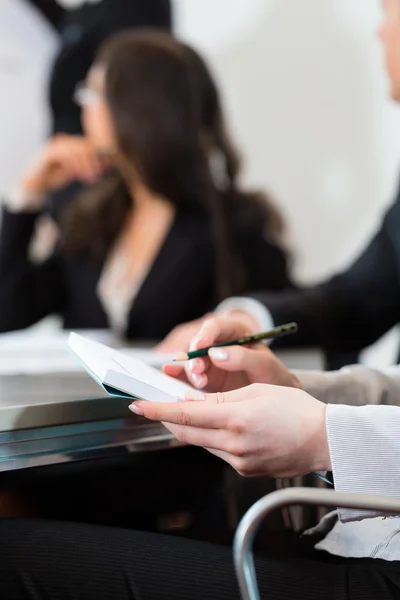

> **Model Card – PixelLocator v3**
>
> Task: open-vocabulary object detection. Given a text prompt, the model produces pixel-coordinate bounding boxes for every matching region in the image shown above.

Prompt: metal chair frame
[234,487,400,600]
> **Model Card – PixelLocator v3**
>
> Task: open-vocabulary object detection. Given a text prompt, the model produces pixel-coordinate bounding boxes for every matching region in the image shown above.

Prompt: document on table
[0,329,175,375]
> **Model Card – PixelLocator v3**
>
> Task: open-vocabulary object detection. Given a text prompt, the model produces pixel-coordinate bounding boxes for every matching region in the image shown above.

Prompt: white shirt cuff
[216,297,274,332]
[326,404,400,522]
[2,185,44,213]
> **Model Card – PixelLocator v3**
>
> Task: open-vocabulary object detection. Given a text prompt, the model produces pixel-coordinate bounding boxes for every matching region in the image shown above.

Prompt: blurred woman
[0,30,292,339]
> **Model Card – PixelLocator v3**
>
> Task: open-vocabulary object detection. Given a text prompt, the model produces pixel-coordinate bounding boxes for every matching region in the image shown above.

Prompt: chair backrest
[233,487,400,600]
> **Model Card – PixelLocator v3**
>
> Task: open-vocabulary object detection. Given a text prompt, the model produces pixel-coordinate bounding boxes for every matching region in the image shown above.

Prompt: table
[0,372,179,472]
[0,345,324,536]
[0,371,239,540]
[0,339,323,473]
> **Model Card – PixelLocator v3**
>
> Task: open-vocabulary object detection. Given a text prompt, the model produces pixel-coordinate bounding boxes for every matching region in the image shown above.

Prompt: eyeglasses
[73,82,103,107]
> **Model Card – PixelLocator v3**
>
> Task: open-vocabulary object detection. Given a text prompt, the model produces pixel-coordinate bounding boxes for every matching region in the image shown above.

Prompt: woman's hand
[129,384,331,478]
[21,134,106,201]
[156,315,211,352]
[163,316,301,392]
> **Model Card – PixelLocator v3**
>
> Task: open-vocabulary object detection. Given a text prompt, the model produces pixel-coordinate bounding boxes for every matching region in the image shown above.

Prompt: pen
[173,322,298,362]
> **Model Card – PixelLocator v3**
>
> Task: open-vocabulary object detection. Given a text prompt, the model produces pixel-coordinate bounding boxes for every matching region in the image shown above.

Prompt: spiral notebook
[68,332,195,402]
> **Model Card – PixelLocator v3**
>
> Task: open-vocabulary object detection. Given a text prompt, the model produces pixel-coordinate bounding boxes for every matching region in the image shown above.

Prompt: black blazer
[256,180,400,364]
[28,0,172,134]
[27,0,64,29]
[0,206,292,340]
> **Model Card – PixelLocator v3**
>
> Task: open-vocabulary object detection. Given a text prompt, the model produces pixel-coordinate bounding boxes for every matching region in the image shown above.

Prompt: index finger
[192,316,252,350]
[129,400,229,429]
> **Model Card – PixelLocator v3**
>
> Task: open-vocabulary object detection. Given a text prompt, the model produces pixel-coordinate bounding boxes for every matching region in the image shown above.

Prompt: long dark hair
[63,30,286,299]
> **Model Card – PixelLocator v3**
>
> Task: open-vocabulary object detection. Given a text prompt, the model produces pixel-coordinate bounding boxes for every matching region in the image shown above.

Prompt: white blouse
[97,243,150,334]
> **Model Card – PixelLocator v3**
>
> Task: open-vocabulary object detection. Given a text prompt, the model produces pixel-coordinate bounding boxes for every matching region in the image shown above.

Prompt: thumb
[162,364,187,383]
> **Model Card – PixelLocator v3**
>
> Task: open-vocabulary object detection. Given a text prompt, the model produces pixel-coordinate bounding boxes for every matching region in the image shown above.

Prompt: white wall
[0,0,58,193]
[175,0,400,283]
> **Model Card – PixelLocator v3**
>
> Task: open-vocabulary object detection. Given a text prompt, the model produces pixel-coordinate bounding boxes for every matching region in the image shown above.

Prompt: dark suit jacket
[0,206,292,340]
[26,0,64,29]
[256,182,400,364]
[28,0,172,134]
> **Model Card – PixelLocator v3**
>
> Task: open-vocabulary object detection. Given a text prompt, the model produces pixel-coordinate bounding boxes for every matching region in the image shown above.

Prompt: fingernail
[129,403,144,416]
[177,393,205,402]
[208,348,229,361]
[191,373,206,388]
[189,337,201,351]
[190,359,204,374]
[199,318,212,333]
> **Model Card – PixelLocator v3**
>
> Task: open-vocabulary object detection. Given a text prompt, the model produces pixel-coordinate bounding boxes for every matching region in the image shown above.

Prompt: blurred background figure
[29,0,173,134]
[27,0,172,219]
[0,0,58,197]
[0,31,292,339]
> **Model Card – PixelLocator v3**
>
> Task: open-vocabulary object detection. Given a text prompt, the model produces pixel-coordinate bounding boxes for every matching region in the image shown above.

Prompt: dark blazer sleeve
[254,198,400,353]
[238,231,293,292]
[26,1,65,30]
[0,207,65,333]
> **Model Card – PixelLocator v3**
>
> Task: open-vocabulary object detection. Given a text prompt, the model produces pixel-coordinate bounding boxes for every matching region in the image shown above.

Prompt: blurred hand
[156,315,211,352]
[163,316,300,392]
[21,134,107,202]
[129,384,330,478]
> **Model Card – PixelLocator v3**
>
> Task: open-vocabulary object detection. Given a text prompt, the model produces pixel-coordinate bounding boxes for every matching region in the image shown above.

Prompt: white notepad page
[68,332,195,400]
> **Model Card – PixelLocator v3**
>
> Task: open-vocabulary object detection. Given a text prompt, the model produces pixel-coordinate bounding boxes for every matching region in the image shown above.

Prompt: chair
[233,487,400,600]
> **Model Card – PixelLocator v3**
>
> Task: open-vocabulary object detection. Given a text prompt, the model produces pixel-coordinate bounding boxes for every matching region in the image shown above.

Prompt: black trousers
[0,519,400,600]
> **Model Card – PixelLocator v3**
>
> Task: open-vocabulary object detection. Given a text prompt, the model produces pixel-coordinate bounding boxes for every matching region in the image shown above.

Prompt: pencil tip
[173,353,189,362]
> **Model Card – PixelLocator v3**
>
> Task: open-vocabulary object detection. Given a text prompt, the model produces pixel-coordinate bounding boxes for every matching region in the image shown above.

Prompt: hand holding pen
[164,317,300,393]
[173,322,297,361]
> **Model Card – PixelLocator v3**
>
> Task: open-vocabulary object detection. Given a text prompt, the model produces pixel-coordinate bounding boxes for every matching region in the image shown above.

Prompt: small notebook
[68,332,195,402]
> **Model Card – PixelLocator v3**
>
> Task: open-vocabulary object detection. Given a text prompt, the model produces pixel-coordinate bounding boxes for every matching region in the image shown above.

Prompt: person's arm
[253,199,400,352]
[297,365,400,521]
[133,381,400,524]
[26,0,65,31]
[0,135,104,332]
[327,404,400,521]
[159,194,400,353]
[297,364,400,407]
[217,197,400,354]
[153,316,400,522]
[0,204,65,332]
[238,227,294,293]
